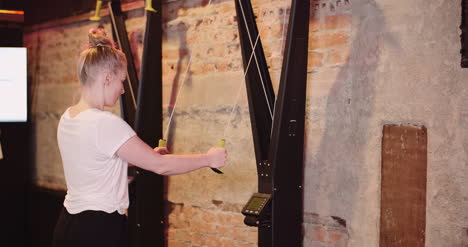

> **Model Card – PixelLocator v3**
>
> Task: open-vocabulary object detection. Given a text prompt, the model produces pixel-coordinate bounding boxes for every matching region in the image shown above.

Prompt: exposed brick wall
[167,202,257,247]
[308,2,351,72]
[304,213,349,247]
[160,0,353,245]
[167,208,351,247]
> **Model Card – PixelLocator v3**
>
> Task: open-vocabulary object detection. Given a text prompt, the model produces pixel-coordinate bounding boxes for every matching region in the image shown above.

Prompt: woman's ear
[103,72,111,86]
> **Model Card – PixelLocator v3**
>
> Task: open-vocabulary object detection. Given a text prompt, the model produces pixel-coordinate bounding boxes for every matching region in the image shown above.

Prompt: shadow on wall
[165,22,189,150]
[306,0,400,241]
[160,0,232,149]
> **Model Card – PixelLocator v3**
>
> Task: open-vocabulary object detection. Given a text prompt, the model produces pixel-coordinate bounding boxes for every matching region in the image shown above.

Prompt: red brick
[191,232,206,246]
[169,204,182,214]
[204,234,224,247]
[190,219,217,234]
[217,213,230,225]
[305,225,327,242]
[307,52,324,70]
[325,15,352,30]
[163,49,189,60]
[190,62,216,75]
[328,227,349,247]
[267,57,282,70]
[230,227,248,240]
[304,240,327,247]
[236,241,256,247]
[171,230,192,242]
[176,8,189,17]
[167,228,176,240]
[164,62,189,74]
[210,43,228,57]
[213,29,238,42]
[218,213,242,226]
[168,239,191,247]
[329,231,345,242]
[252,0,272,6]
[193,48,208,60]
[186,33,198,44]
[168,214,190,229]
[182,0,208,9]
[259,23,286,40]
[329,227,349,234]
[309,32,349,50]
[231,213,247,227]
[215,60,230,72]
[309,18,323,32]
[216,224,235,237]
[215,59,241,72]
[245,230,258,243]
[200,209,218,222]
[220,238,237,247]
[184,206,200,218]
[215,2,234,14]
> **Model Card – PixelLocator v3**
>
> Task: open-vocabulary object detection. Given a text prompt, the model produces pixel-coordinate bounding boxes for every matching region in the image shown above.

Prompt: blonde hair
[77,28,127,85]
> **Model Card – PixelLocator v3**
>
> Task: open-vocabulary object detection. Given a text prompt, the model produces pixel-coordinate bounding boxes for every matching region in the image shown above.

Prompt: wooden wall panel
[380,125,427,247]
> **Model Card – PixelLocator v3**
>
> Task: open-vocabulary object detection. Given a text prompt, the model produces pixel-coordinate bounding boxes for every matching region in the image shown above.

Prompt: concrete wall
[303,0,467,246]
[24,0,467,246]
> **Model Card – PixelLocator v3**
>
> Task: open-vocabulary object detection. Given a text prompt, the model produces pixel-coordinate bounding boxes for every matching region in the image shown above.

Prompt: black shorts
[52,207,128,247]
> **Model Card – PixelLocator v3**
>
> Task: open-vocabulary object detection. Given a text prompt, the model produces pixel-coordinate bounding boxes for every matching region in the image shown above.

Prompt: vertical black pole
[108,1,165,246]
[129,0,165,246]
[234,0,275,165]
[109,0,140,126]
[234,0,275,246]
[461,0,468,67]
[268,0,309,246]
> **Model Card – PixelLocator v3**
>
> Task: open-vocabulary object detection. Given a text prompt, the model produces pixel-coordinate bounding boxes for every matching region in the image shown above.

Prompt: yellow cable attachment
[145,0,158,13]
[158,139,167,148]
[90,0,103,21]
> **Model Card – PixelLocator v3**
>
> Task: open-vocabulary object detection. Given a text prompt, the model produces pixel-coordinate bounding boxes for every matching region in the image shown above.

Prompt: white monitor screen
[0,47,27,122]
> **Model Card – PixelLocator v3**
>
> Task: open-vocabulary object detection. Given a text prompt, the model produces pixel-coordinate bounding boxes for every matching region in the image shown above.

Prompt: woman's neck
[69,85,104,117]
[82,81,106,108]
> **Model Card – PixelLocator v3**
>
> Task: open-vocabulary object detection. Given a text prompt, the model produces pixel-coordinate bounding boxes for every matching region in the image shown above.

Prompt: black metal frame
[234,0,274,245]
[131,0,165,246]
[235,0,309,246]
[107,1,165,247]
[269,0,309,245]
[461,0,468,67]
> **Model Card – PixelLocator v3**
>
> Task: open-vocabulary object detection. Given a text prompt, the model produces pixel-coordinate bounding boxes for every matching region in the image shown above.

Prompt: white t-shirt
[57,108,136,215]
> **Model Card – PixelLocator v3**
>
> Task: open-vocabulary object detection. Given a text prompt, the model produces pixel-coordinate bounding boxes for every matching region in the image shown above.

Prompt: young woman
[52,28,227,247]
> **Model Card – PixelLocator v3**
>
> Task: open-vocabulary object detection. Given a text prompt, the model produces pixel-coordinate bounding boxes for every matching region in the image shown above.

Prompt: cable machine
[90,0,309,246]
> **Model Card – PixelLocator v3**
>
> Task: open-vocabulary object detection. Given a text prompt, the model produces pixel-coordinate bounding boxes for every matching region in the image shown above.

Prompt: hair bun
[88,28,114,48]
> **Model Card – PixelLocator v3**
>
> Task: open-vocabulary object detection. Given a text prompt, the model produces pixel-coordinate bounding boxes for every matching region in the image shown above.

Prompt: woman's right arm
[116,135,227,175]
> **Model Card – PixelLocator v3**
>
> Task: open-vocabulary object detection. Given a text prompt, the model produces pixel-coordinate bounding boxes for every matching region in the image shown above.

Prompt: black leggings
[52,207,128,247]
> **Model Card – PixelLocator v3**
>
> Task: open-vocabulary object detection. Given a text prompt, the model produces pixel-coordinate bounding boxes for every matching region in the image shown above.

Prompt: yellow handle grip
[211,139,225,174]
[90,0,103,21]
[217,139,225,148]
[159,139,224,174]
[145,0,158,12]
